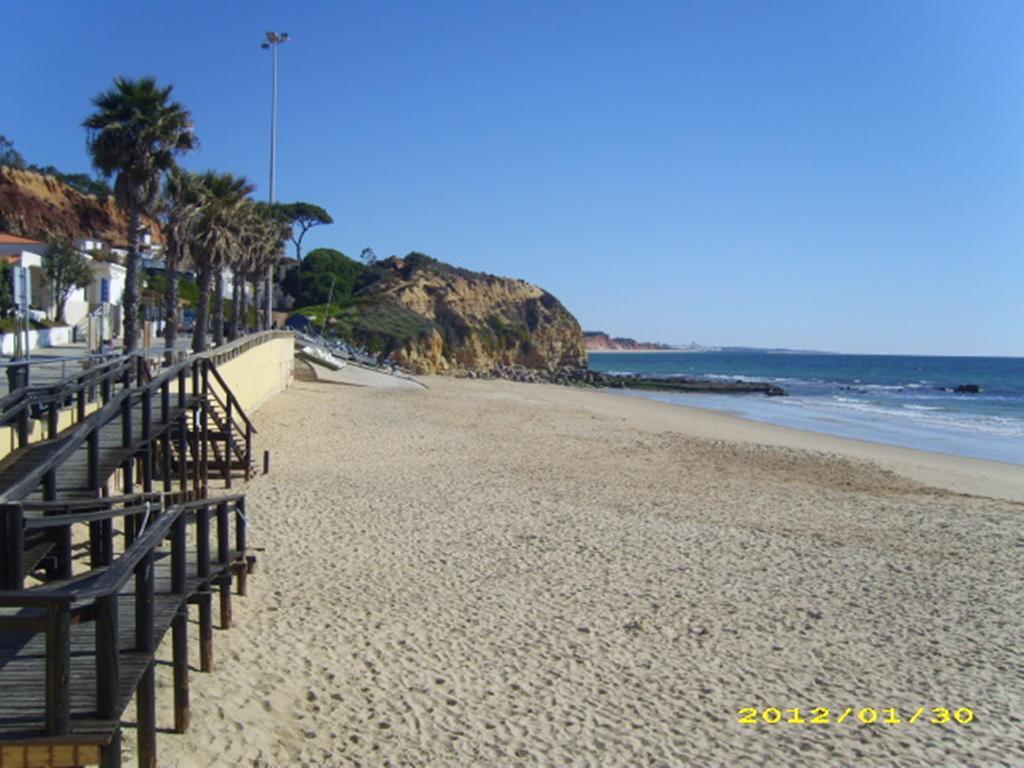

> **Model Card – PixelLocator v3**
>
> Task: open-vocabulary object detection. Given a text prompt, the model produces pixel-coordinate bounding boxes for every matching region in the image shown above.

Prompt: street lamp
[261,30,289,330]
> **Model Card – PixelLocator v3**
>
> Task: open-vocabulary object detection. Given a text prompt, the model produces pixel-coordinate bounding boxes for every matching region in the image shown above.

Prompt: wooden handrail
[0,387,133,503]
[0,494,245,607]
[23,502,156,530]
[205,362,257,434]
[0,355,136,429]
[21,492,163,512]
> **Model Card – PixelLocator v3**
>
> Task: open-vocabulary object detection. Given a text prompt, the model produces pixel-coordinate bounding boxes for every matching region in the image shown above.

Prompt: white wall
[0,325,72,355]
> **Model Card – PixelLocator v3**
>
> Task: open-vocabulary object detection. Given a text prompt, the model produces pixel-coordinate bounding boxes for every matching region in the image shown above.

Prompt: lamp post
[261,30,289,330]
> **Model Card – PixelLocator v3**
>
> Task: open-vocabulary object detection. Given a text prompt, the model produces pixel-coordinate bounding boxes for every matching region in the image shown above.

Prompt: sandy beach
[137,377,1022,767]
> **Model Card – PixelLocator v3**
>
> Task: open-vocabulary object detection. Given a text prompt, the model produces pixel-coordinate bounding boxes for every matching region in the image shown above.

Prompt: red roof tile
[0,232,44,245]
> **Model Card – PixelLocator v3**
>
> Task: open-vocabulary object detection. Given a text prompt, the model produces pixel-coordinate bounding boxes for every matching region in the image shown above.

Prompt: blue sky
[3,1,1021,355]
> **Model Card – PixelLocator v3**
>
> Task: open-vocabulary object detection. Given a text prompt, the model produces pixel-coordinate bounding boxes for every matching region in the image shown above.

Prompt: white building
[0,232,127,332]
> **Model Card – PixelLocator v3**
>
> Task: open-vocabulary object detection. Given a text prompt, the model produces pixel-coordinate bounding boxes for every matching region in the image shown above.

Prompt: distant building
[0,232,123,332]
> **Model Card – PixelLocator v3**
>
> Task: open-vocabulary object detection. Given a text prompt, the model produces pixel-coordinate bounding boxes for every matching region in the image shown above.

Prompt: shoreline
[604,386,1024,479]
[573,383,1024,502]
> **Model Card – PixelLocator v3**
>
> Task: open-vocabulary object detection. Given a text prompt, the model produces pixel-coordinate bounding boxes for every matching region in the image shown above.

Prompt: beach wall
[0,331,294,465]
[209,332,294,414]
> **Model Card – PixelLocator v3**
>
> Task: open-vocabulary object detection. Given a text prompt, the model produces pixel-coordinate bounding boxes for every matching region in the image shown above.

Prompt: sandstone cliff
[0,166,160,244]
[342,254,587,374]
[584,331,674,351]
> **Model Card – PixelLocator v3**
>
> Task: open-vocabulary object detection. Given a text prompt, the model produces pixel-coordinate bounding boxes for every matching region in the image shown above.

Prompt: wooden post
[215,501,232,627]
[77,385,86,422]
[178,414,189,495]
[45,603,71,735]
[215,502,230,565]
[43,468,56,501]
[17,409,29,448]
[48,403,59,440]
[218,578,233,630]
[95,594,120,720]
[101,730,123,768]
[245,426,253,480]
[161,380,170,426]
[135,550,157,768]
[54,526,72,580]
[135,552,155,650]
[171,514,186,594]
[88,429,100,492]
[142,390,153,493]
[121,396,133,449]
[235,498,248,596]
[197,505,213,671]
[123,459,134,497]
[263,450,270,475]
[178,368,186,409]
[0,504,24,590]
[224,396,233,488]
[162,431,172,493]
[198,591,214,673]
[193,403,203,498]
[197,505,211,579]
[124,506,136,549]
[201,386,209,498]
[100,518,114,566]
[172,607,190,732]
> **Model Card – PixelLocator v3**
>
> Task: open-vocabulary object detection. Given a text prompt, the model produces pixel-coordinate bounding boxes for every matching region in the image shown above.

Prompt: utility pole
[261,30,289,330]
[319,275,336,339]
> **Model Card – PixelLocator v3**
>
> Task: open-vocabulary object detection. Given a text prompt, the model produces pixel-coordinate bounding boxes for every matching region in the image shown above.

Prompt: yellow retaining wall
[210,334,294,414]
[0,332,294,464]
[0,402,101,463]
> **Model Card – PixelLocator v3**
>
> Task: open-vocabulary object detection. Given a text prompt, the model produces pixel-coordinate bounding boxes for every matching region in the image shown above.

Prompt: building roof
[0,232,44,245]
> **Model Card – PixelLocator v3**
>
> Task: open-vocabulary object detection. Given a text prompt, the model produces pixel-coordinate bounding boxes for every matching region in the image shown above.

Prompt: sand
[135,377,1022,767]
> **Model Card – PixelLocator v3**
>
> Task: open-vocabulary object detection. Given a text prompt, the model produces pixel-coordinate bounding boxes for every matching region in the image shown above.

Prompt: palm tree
[84,76,197,352]
[236,202,289,335]
[190,172,254,352]
[162,170,204,361]
[230,201,261,340]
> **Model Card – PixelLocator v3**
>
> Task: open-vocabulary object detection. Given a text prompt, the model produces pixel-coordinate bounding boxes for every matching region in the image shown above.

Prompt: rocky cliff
[340,254,587,374]
[0,166,159,244]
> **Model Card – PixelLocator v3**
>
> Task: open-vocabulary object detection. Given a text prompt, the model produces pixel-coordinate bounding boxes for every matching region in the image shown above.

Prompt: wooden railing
[0,494,249,765]
[0,353,209,506]
[0,355,144,448]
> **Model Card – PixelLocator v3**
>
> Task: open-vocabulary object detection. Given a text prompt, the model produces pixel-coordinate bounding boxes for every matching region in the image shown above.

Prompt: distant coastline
[583,330,714,353]
[587,348,708,354]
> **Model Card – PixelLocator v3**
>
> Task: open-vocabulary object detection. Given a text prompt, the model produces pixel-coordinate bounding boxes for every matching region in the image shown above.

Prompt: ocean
[588,351,1024,465]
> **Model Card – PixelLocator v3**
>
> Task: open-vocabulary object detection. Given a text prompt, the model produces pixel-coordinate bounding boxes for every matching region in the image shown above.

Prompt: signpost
[10,266,31,388]
[12,266,30,360]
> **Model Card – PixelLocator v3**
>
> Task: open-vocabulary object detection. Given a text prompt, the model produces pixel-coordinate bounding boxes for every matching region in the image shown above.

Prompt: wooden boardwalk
[0,333,279,767]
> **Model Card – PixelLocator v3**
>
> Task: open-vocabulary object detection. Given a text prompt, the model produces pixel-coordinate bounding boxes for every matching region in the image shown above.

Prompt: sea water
[588,352,1024,465]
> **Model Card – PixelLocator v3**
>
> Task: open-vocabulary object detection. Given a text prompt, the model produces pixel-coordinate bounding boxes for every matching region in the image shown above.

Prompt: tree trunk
[214,271,225,347]
[239,275,247,334]
[265,266,273,330]
[123,209,142,352]
[164,251,179,364]
[193,261,212,353]
[229,269,241,341]
[251,277,261,332]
